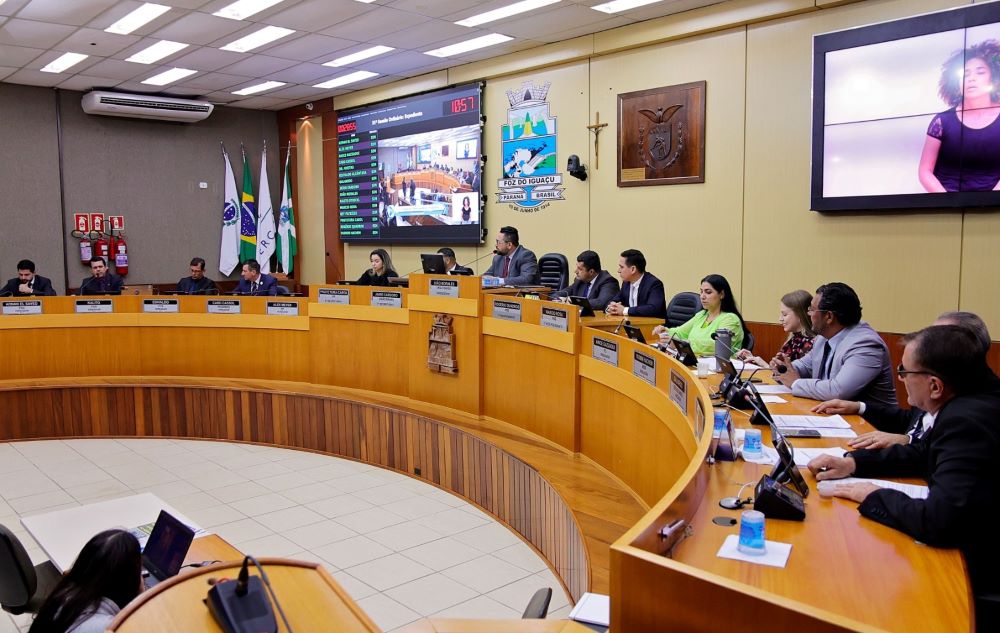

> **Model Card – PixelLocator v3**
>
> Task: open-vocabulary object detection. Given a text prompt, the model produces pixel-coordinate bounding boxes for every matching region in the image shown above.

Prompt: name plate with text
[371,291,403,308]
[592,337,619,366]
[75,300,113,314]
[266,301,299,316]
[540,307,568,331]
[207,300,241,314]
[317,288,350,305]
[143,299,179,313]
[428,278,460,298]
[492,300,522,322]
[633,350,657,385]
[2,301,42,315]
[669,369,689,415]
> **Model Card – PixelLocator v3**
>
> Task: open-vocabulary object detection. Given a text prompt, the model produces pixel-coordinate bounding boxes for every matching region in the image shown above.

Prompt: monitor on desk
[420,253,446,274]
[568,296,595,317]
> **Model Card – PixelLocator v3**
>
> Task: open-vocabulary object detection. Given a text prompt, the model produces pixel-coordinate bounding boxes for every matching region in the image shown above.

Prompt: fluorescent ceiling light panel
[233,80,286,95]
[40,52,88,73]
[213,0,286,20]
[324,45,394,67]
[425,33,513,57]
[313,70,378,89]
[220,25,295,52]
[126,40,189,64]
[353,0,377,3]
[591,0,662,13]
[141,67,197,85]
[456,0,560,27]
[105,3,171,35]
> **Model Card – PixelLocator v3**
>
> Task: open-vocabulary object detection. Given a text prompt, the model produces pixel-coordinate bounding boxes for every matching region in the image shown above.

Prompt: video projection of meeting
[337,83,484,244]
[812,4,1000,211]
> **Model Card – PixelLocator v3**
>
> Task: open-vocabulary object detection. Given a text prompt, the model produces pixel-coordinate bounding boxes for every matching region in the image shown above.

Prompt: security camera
[567,154,587,181]
[304,102,314,111]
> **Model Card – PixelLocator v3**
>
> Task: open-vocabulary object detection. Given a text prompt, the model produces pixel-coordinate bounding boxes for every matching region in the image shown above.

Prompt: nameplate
[371,291,402,308]
[592,337,619,366]
[75,299,113,314]
[540,307,568,332]
[492,299,521,322]
[429,278,460,298]
[669,369,689,415]
[633,350,656,386]
[266,301,299,316]
[143,299,178,313]
[318,288,350,305]
[2,300,42,315]
[207,299,241,314]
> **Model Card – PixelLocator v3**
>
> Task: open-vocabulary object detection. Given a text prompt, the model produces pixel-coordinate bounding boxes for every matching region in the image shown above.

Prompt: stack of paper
[569,592,610,627]
[771,414,857,438]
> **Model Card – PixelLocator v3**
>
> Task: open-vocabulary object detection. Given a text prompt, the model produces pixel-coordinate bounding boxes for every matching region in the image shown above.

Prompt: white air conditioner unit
[81,91,214,123]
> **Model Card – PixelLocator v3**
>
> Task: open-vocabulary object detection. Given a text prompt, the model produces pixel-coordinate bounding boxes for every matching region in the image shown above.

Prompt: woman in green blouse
[654,274,747,357]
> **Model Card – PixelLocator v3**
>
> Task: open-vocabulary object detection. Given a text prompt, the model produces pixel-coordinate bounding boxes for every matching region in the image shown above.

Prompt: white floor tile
[416,486,467,508]
[382,493,454,519]
[346,553,434,591]
[0,456,34,475]
[168,491,223,513]
[130,479,200,500]
[0,470,59,500]
[64,479,131,502]
[329,569,378,600]
[493,542,550,574]
[256,472,314,492]
[384,572,479,616]
[351,484,419,506]
[229,493,297,517]
[213,517,272,544]
[185,470,249,491]
[430,594,522,620]
[300,462,370,482]
[415,508,490,536]
[441,555,532,594]
[335,507,407,533]
[234,532,300,558]
[452,523,522,553]
[312,535,393,569]
[547,604,572,620]
[282,519,356,550]
[355,593,422,631]
[327,473,385,493]
[282,481,341,505]
[187,504,245,528]
[254,506,325,533]
[306,494,375,519]
[214,452,270,471]
[400,538,484,571]
[366,521,443,552]
[209,481,272,504]
[9,490,77,514]
[238,461,294,481]
[487,573,570,612]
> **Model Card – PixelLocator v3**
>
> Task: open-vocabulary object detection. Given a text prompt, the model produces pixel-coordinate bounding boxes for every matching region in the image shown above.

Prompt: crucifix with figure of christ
[587,112,609,169]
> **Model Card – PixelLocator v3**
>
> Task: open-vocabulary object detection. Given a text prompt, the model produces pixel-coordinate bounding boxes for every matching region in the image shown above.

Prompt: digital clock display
[444,95,476,116]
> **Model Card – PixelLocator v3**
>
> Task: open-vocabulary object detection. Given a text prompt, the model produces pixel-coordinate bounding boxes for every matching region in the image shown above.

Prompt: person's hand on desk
[849,431,909,450]
[605,301,625,316]
[735,348,768,368]
[821,482,880,503]
[652,325,673,345]
[812,399,861,415]
[807,454,856,480]
[770,352,799,386]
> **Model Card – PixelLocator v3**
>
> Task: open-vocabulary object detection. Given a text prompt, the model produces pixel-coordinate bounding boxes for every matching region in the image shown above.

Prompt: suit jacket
[552,270,620,312]
[2,275,56,297]
[862,402,925,437]
[484,246,538,285]
[851,372,1000,598]
[234,273,279,296]
[611,272,666,319]
[176,276,217,294]
[790,322,896,408]
[80,274,123,295]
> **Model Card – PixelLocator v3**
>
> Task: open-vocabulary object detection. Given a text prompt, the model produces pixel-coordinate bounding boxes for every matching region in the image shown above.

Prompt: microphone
[613,318,630,335]
[78,277,94,296]
[205,555,279,633]
[235,556,249,597]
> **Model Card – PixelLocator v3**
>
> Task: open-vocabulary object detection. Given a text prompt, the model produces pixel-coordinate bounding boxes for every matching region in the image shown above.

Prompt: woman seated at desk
[653,274,746,356]
[737,289,815,367]
[355,248,398,287]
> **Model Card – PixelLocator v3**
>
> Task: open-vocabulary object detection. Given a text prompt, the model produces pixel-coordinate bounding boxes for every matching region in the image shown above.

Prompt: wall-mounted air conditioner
[81,91,214,123]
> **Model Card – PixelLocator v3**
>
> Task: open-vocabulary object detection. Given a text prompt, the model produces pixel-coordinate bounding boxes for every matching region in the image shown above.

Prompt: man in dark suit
[234,258,278,296]
[80,256,124,295]
[437,248,473,275]
[2,259,56,296]
[176,257,218,294]
[605,249,666,320]
[484,226,538,286]
[551,250,620,312]
[808,325,1000,631]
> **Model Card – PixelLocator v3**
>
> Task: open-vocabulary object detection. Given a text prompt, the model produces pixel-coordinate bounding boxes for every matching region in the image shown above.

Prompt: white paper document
[742,445,845,466]
[754,384,792,394]
[818,477,929,500]
[569,592,610,626]
[761,395,787,403]
[772,414,851,429]
[717,534,792,568]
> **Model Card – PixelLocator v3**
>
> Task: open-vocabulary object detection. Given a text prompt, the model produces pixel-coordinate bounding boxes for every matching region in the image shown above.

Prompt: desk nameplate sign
[540,307,568,331]
[266,301,299,316]
[207,300,241,314]
[593,337,619,366]
[2,301,42,315]
[492,299,521,322]
[429,279,460,298]
[75,300,113,314]
[669,369,689,415]
[371,291,403,308]
[143,299,179,313]
[633,350,656,385]
[318,288,350,305]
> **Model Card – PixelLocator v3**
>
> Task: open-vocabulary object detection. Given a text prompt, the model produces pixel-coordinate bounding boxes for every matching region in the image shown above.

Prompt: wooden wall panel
[310,319,409,395]
[407,311,482,415]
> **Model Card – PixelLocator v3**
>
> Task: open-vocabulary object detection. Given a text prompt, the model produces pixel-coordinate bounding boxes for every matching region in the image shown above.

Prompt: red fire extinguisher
[93,234,110,264]
[79,235,93,263]
[113,233,129,276]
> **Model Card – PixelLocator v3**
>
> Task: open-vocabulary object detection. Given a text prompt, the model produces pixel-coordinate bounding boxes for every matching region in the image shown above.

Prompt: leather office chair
[537,253,568,291]
[0,523,60,615]
[521,587,553,619]
[665,291,700,327]
[276,285,290,295]
[742,330,755,352]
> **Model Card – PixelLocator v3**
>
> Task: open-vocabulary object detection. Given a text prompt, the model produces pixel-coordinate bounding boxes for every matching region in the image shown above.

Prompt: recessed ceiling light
[213,0,286,20]
[324,45,394,68]
[353,0,377,3]
[591,0,662,13]
[313,70,378,90]
[232,81,286,95]
[126,40,189,64]
[40,52,88,74]
[425,34,513,58]
[455,0,560,27]
[105,3,171,35]
[141,67,198,86]
[220,25,295,53]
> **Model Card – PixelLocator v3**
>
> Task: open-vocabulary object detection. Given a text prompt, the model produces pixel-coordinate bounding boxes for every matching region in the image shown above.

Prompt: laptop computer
[139,510,196,590]
[420,253,446,274]
[567,296,595,317]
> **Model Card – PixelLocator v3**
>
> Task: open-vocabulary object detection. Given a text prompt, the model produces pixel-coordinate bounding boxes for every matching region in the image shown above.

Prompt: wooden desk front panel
[309,317,409,396]
[0,326,143,379]
[407,310,481,416]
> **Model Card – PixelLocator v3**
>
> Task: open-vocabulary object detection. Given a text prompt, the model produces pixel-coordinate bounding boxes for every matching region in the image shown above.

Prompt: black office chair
[742,330,755,352]
[537,253,568,291]
[521,587,553,619]
[275,285,291,295]
[665,291,700,327]
[0,523,60,615]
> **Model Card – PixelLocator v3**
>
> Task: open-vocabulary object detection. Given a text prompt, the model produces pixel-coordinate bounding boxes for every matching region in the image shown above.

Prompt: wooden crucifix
[587,112,609,169]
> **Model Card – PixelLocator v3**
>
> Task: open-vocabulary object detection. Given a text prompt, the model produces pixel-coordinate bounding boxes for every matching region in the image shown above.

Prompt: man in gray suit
[483,226,538,286]
[772,282,896,408]
[551,250,620,312]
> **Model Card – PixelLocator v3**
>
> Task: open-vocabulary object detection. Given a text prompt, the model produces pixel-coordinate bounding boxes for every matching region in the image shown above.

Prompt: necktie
[630,282,638,307]
[583,281,592,298]
[501,256,510,278]
[818,342,832,379]
[251,281,258,295]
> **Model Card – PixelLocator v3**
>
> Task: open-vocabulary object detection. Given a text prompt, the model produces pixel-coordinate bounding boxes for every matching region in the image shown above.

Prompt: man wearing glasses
[771,282,896,408]
[483,226,538,286]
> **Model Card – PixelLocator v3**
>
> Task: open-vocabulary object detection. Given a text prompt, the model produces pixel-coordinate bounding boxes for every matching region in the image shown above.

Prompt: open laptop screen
[142,510,195,580]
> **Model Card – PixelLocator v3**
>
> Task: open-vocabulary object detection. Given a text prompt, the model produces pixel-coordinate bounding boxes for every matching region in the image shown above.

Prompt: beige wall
[296,118,326,286]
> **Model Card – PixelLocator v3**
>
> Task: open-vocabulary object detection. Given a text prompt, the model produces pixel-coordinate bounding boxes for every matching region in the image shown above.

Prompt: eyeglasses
[806,308,829,315]
[896,364,936,378]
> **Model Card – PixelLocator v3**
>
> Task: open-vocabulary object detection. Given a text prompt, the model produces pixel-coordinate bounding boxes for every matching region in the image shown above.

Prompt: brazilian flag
[239,147,257,264]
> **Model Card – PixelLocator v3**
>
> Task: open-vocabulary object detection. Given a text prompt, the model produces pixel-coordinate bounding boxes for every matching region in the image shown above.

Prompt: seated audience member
[551,250,620,312]
[356,248,398,286]
[772,282,896,407]
[483,227,539,285]
[80,257,124,295]
[29,529,142,633]
[652,274,746,356]
[234,259,278,296]
[813,310,992,449]
[2,259,56,297]
[807,325,1000,632]
[176,257,217,294]
[437,247,473,275]
[605,249,666,320]
[738,289,815,367]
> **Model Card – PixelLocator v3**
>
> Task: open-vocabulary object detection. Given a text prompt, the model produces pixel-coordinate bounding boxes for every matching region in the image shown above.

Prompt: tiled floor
[0,439,572,632]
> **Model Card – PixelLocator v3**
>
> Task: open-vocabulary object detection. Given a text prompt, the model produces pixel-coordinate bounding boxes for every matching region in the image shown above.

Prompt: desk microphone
[613,318,630,335]
[205,555,281,633]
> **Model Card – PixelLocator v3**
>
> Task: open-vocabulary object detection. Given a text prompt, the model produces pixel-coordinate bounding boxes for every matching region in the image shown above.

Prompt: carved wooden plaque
[427,313,458,374]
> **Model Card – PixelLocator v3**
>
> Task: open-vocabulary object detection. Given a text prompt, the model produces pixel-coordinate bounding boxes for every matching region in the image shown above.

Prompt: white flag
[276,144,297,274]
[219,145,240,276]
[256,145,276,273]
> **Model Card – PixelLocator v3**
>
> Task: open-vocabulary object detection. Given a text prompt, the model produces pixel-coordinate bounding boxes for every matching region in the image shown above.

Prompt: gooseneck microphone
[613,318,630,335]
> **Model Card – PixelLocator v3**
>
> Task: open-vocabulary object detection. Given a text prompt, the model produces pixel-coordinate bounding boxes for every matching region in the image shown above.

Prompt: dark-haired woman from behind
[653,274,746,357]
[29,529,142,633]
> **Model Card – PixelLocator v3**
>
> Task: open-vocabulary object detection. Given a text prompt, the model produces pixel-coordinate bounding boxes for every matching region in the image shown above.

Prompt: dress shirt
[623,274,643,316]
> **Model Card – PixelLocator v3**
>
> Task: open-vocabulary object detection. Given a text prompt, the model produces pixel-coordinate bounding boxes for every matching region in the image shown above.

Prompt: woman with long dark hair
[653,274,746,357]
[355,248,398,286]
[30,529,142,633]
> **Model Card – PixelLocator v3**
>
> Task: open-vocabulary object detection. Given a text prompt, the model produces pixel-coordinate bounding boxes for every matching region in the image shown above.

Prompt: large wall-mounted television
[337,82,484,244]
[812,4,1000,211]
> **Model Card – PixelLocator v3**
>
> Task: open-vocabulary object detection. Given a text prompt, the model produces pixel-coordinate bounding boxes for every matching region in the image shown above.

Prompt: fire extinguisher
[79,234,93,263]
[113,233,129,276]
[93,234,110,264]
